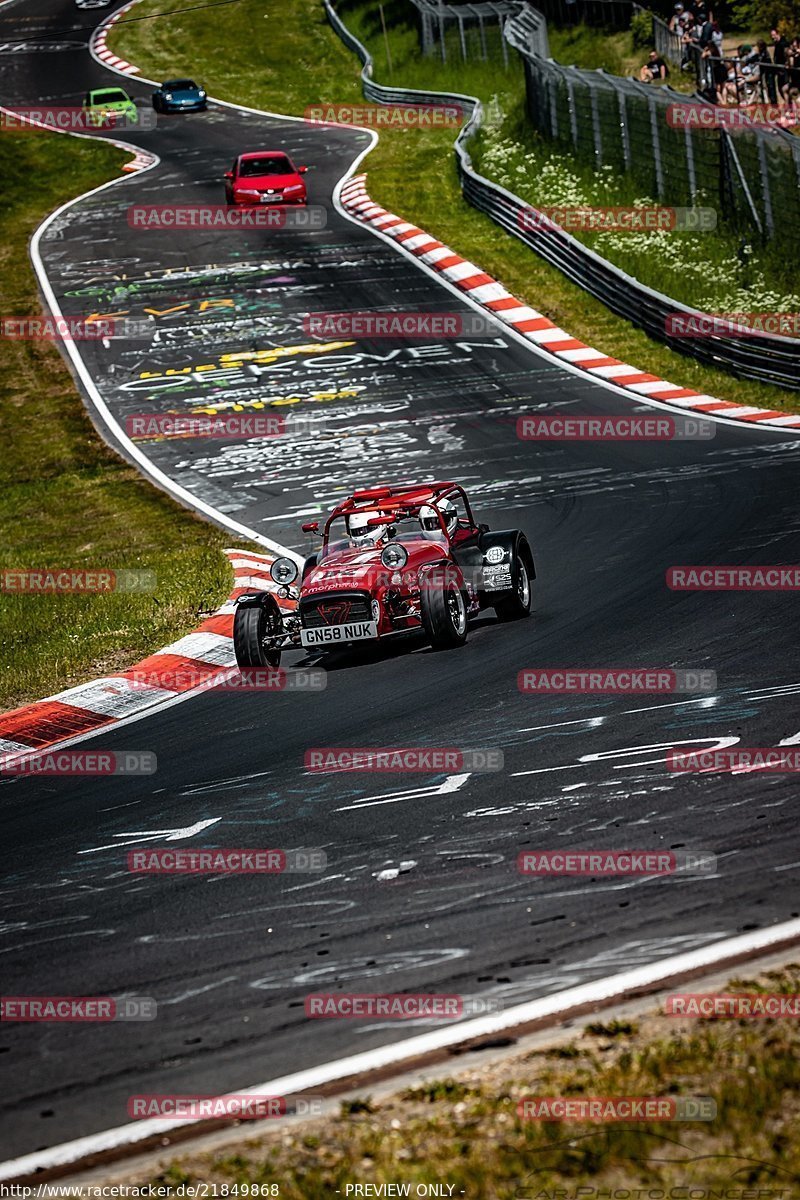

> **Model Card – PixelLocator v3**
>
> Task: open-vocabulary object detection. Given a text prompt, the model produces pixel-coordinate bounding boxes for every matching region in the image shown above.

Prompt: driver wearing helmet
[346,509,394,548]
[419,498,458,539]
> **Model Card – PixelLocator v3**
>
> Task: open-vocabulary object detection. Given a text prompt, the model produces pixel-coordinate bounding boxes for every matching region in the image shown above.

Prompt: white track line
[2,917,799,1181]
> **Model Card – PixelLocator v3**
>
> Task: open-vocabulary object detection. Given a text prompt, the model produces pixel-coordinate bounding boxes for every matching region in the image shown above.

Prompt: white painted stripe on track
[2,917,799,1182]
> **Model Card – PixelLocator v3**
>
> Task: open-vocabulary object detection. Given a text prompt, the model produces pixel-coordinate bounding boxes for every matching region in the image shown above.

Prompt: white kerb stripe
[526,328,572,344]
[626,380,685,395]
[158,631,236,664]
[556,347,603,362]
[498,306,544,324]
[589,363,640,378]
[420,246,457,264]
[47,678,177,716]
[467,282,512,303]
[402,233,438,252]
[441,261,482,282]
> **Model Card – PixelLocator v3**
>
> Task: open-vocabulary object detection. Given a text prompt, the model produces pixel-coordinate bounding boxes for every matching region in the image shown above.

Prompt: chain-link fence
[324,0,800,388]
[521,0,632,28]
[409,0,523,65]
[510,5,800,258]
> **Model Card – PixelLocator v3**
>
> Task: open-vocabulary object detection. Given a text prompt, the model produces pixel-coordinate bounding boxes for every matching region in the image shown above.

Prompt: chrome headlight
[371,599,380,622]
[381,543,408,570]
[270,557,299,585]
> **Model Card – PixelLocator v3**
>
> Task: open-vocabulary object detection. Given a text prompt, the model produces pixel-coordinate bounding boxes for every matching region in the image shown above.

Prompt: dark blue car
[152,79,207,113]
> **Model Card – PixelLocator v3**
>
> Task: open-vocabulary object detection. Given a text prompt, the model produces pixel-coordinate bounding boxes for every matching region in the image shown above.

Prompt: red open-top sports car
[233,482,535,668]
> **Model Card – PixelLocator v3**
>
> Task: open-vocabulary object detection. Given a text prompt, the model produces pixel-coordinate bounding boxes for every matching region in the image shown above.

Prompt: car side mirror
[298,165,308,173]
[301,521,320,533]
[224,171,233,180]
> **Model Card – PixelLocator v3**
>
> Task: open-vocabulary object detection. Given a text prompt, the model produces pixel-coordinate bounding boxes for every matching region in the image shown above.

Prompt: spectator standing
[669,3,685,32]
[753,40,773,102]
[768,28,787,103]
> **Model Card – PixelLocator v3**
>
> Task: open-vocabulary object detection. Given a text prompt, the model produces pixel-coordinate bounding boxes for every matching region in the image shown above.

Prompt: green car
[82,87,138,128]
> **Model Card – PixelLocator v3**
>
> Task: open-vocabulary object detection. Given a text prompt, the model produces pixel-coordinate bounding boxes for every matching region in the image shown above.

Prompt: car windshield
[238,155,292,177]
[93,90,128,104]
[165,80,197,89]
[319,513,445,559]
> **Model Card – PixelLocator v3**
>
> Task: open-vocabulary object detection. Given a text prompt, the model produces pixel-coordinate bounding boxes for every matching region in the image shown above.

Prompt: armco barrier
[325,0,800,391]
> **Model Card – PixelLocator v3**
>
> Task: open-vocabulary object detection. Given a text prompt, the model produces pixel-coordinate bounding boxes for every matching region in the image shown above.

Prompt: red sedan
[223,151,308,206]
[233,482,535,668]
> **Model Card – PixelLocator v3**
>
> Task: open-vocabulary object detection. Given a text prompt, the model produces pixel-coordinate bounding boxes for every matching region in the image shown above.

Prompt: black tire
[420,565,468,650]
[233,595,282,669]
[494,538,534,622]
[301,553,318,582]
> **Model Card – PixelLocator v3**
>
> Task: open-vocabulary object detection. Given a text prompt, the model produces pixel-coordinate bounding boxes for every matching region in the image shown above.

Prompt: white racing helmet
[347,509,392,547]
[419,498,458,537]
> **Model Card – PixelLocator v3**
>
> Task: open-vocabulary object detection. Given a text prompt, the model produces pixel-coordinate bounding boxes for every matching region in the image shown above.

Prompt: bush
[631,8,654,49]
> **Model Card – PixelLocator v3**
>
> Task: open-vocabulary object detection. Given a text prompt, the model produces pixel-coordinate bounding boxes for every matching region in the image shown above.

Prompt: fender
[478,529,536,578]
[417,559,467,590]
[235,590,283,611]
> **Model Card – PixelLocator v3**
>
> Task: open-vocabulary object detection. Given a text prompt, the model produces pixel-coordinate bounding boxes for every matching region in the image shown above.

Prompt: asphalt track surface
[2,0,800,1162]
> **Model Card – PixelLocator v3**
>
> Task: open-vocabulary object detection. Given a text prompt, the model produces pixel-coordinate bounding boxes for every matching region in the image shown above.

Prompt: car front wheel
[233,595,283,669]
[420,565,468,650]
[494,538,533,621]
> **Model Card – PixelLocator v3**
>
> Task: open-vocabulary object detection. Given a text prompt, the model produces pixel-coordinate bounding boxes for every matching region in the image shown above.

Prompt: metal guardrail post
[565,71,579,147]
[757,137,774,240]
[590,85,603,165]
[648,96,664,199]
[685,126,696,204]
[618,89,631,170]
[722,130,763,236]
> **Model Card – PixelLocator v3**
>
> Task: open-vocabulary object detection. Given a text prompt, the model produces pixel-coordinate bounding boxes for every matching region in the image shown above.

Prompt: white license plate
[300,620,378,647]
[260,193,282,202]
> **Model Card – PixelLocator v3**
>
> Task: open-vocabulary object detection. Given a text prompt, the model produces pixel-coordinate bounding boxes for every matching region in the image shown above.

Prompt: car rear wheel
[494,538,533,621]
[421,566,468,650]
[233,595,282,669]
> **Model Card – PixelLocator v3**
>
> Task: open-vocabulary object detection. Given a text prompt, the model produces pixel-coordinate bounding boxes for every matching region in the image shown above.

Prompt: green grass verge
[122,964,800,1193]
[0,128,236,712]
[111,0,800,415]
[473,112,800,314]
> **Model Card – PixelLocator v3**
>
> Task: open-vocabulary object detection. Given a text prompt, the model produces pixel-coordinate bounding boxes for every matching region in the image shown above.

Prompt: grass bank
[110,963,800,1194]
[111,0,800,414]
[0,128,235,712]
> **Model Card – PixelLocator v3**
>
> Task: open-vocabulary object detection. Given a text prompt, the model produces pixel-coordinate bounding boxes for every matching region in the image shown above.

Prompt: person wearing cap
[669,3,685,33]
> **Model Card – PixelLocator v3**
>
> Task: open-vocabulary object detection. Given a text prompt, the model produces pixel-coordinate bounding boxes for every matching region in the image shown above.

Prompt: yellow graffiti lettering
[219,341,353,365]
[85,310,129,324]
[144,303,191,317]
[198,299,236,312]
